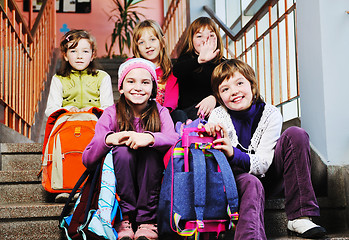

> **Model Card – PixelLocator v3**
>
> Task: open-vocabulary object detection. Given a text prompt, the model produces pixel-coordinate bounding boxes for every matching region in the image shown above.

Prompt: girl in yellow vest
[44,29,114,203]
[45,29,114,117]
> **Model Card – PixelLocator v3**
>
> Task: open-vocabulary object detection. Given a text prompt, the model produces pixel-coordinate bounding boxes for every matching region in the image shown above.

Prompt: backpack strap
[59,163,101,224]
[190,148,239,219]
[59,168,91,223]
[190,148,206,221]
[83,163,102,223]
[206,149,239,214]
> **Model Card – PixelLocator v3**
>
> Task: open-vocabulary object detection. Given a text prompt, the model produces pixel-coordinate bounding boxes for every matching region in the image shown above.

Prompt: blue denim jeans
[234,126,320,239]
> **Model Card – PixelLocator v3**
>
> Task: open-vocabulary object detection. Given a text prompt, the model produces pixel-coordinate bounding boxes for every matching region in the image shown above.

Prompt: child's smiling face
[218,71,253,111]
[64,38,93,71]
[120,68,153,112]
[137,28,161,66]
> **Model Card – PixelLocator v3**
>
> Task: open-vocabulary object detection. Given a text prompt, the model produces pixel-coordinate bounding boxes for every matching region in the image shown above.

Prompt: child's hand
[105,132,130,146]
[69,107,80,112]
[124,132,155,149]
[198,122,219,137]
[79,107,92,112]
[195,95,216,118]
[68,106,91,112]
[106,132,155,149]
[176,119,193,137]
[198,123,234,158]
[212,124,234,158]
[197,37,220,63]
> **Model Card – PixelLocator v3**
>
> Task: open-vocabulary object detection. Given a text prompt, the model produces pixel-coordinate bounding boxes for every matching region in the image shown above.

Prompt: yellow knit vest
[56,70,107,109]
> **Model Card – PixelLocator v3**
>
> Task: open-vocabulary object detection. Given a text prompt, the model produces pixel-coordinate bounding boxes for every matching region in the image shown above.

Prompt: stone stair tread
[0,202,65,219]
[269,233,349,239]
[1,143,43,153]
[265,196,345,210]
[0,219,64,240]
[0,170,41,183]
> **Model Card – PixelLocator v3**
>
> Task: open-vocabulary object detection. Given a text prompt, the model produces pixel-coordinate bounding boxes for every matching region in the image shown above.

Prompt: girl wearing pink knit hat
[82,58,178,240]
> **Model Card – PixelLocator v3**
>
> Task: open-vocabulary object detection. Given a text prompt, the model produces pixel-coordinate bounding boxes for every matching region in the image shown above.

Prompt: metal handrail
[203,5,236,40]
[0,0,56,138]
[162,0,190,57]
[203,1,299,117]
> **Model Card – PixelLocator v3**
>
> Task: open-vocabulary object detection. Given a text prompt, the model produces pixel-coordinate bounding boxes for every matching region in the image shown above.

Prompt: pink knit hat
[118,58,157,91]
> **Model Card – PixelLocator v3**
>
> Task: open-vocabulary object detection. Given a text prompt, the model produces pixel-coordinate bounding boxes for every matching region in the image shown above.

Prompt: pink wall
[16,0,164,57]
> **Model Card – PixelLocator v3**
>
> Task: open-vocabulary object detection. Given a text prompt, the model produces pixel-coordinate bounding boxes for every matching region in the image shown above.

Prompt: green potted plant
[105,0,146,58]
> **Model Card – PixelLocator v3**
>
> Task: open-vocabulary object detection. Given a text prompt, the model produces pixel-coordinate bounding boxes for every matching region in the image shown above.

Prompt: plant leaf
[105,0,148,56]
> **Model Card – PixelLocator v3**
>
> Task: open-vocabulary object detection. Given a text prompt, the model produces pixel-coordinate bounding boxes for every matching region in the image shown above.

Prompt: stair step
[97,58,125,69]
[97,57,122,103]
[0,181,48,204]
[0,202,66,240]
[0,220,64,240]
[0,202,64,219]
[0,143,42,153]
[1,143,42,171]
[1,154,42,171]
[270,235,349,240]
[0,170,40,183]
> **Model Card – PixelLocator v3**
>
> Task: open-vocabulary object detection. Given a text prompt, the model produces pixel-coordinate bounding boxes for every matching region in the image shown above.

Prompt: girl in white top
[200,59,326,239]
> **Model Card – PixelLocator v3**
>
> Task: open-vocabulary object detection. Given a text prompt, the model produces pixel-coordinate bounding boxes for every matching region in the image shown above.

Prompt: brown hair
[179,17,224,63]
[57,29,99,77]
[132,20,172,84]
[211,59,262,107]
[116,75,161,132]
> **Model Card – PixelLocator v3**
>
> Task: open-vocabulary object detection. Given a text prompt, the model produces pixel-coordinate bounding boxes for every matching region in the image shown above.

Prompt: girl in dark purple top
[82,58,178,240]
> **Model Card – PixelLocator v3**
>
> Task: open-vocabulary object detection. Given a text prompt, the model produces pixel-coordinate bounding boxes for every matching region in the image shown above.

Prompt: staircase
[0,143,64,239]
[1,142,349,240]
[1,59,349,239]
[0,58,123,239]
[98,58,125,102]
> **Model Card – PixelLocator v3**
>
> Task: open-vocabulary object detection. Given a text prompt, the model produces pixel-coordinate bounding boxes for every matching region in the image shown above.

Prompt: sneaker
[134,223,158,240]
[287,217,327,238]
[73,192,80,202]
[115,220,134,240]
[55,193,70,203]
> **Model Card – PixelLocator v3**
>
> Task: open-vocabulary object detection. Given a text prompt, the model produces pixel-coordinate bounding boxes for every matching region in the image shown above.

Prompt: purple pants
[112,146,164,223]
[234,127,320,239]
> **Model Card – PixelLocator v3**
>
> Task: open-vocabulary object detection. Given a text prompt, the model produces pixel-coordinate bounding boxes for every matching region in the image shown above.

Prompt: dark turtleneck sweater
[228,101,265,171]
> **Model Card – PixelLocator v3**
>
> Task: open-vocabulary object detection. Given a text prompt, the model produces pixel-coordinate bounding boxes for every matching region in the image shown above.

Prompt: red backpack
[40,107,103,193]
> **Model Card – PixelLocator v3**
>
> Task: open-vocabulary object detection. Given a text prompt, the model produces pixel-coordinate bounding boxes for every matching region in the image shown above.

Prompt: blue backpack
[157,127,239,239]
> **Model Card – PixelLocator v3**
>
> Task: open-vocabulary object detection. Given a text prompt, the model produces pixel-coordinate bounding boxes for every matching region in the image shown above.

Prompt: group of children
[46,16,326,240]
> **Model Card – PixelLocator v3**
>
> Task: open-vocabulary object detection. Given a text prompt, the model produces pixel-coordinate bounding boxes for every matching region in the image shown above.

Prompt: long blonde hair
[132,20,172,84]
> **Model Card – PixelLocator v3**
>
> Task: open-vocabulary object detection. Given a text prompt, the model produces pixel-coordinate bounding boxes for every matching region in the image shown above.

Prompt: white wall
[189,0,214,22]
[297,0,349,165]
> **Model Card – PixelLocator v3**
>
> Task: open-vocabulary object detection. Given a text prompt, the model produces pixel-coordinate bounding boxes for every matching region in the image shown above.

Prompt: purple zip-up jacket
[82,102,179,170]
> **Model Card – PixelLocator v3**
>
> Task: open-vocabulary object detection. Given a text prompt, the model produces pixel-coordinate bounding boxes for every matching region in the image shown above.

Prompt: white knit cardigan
[208,103,283,176]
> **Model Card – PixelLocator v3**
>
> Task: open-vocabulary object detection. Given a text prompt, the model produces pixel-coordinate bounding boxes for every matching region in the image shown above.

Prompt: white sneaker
[73,192,80,202]
[287,217,326,238]
[54,193,70,203]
